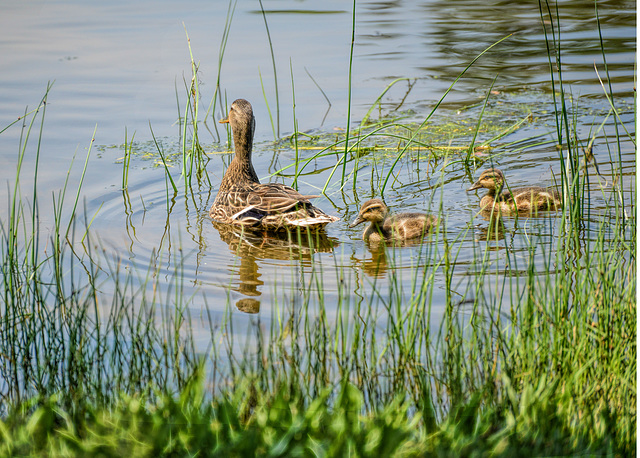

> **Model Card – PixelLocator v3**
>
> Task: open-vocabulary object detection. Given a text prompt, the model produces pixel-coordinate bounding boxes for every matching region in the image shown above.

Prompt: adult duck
[467,168,562,215]
[349,198,437,243]
[210,99,339,230]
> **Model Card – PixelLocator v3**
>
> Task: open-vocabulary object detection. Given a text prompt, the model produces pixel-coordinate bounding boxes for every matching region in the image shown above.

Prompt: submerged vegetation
[0,2,635,457]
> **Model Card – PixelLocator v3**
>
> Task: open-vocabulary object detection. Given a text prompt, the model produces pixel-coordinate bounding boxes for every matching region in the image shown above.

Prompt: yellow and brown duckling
[349,199,438,243]
[467,168,562,215]
[209,99,339,230]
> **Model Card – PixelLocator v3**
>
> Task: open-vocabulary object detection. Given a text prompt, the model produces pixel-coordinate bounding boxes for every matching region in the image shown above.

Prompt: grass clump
[0,374,626,456]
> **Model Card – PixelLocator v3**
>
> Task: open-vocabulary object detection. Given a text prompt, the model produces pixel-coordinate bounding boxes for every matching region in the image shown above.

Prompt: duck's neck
[232,122,254,165]
[219,127,260,192]
[487,182,505,200]
[364,219,389,240]
[223,153,260,186]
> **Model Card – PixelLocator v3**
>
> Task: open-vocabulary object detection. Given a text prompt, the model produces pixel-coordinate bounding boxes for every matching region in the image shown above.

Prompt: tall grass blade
[205,0,236,142]
[149,121,178,194]
[340,0,357,187]
[258,0,280,137]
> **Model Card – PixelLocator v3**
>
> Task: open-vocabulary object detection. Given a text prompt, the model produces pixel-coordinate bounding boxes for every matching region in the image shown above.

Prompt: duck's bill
[219,117,229,124]
[467,182,482,192]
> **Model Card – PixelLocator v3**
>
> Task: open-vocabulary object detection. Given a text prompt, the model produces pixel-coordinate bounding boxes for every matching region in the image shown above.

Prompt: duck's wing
[241,183,319,213]
[216,182,337,227]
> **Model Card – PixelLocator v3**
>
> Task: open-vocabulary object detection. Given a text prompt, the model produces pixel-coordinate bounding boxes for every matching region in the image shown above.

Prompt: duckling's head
[467,168,505,192]
[349,199,389,228]
[220,99,256,156]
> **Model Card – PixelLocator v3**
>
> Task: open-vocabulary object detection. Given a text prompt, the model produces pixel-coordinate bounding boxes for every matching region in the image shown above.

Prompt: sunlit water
[0,1,635,344]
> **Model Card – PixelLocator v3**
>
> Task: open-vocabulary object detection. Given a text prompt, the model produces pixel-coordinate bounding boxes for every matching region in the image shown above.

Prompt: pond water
[0,1,635,341]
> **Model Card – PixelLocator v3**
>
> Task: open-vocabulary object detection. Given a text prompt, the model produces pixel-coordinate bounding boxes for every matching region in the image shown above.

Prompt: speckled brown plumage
[210,99,339,229]
[349,198,438,243]
[467,168,562,215]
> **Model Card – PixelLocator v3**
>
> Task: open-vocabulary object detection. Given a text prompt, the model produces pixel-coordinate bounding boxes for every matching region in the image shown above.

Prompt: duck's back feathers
[491,186,561,214]
[211,182,338,229]
[385,213,438,241]
[507,186,561,207]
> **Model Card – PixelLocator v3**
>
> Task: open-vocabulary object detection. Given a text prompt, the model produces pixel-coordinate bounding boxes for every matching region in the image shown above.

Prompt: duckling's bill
[219,116,229,124]
[349,215,366,228]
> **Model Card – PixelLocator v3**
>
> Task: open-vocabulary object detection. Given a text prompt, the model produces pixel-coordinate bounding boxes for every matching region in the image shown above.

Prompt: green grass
[0,372,625,456]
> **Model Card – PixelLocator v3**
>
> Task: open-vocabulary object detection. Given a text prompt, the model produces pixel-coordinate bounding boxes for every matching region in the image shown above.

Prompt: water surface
[0,0,635,339]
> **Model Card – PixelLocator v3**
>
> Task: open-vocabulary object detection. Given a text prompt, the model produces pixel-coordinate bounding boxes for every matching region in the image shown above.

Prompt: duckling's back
[502,186,562,213]
[386,213,438,240]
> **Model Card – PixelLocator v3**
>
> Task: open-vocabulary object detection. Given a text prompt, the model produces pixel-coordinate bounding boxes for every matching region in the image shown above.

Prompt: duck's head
[467,168,505,192]
[349,199,389,227]
[220,99,256,154]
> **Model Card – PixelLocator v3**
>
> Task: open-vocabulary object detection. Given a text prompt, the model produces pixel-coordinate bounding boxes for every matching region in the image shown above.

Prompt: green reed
[181,26,209,188]
[359,77,411,127]
[204,0,236,143]
[538,0,585,233]
[258,0,280,139]
[464,74,498,167]
[289,60,300,189]
[298,33,514,197]
[258,68,278,140]
[340,0,357,187]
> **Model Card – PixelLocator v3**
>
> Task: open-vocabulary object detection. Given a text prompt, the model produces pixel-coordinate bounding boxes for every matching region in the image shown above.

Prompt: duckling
[467,168,562,215]
[349,199,437,243]
[209,99,339,230]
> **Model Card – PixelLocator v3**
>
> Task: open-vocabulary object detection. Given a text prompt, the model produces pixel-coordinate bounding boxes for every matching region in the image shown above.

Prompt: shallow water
[0,1,635,340]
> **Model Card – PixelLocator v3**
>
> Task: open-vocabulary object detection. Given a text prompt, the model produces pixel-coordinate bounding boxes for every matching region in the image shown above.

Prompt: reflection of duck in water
[361,244,389,278]
[235,298,261,314]
[467,168,562,215]
[210,99,339,230]
[214,223,337,259]
[213,222,338,313]
[349,199,438,245]
[474,216,507,243]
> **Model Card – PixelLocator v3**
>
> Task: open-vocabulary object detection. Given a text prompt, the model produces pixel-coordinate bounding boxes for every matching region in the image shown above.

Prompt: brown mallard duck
[467,168,562,214]
[349,198,438,243]
[209,99,339,229]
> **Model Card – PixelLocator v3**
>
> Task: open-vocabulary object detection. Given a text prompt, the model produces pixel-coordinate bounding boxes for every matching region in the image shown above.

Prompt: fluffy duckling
[467,168,562,215]
[210,99,339,230]
[349,199,437,243]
